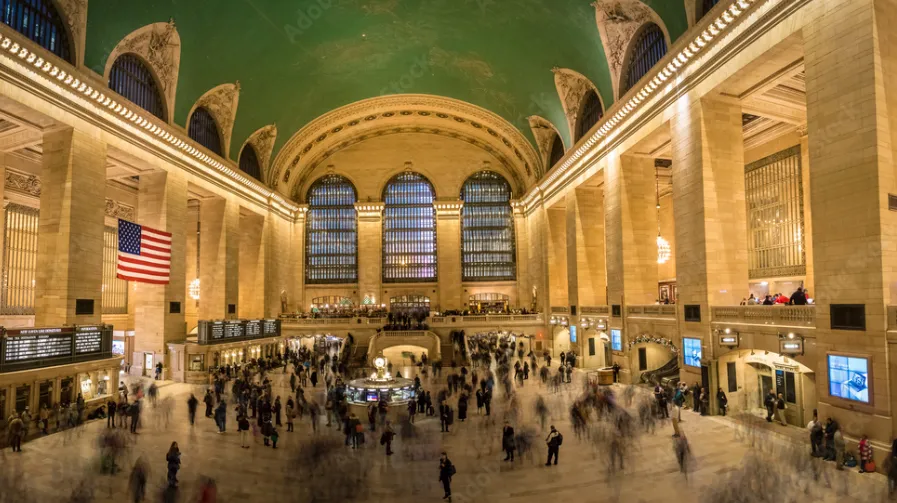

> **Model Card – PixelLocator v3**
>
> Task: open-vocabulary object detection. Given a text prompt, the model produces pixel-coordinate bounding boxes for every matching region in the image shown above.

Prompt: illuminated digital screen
[828,354,869,403]
[611,329,622,351]
[683,338,702,367]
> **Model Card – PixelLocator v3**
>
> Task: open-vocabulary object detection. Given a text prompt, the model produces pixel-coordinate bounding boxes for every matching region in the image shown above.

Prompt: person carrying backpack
[545,425,562,466]
[438,451,456,501]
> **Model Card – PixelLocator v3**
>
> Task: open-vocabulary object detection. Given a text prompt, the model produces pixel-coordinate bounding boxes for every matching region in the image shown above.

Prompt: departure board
[1,325,112,372]
[197,319,282,345]
[4,330,73,362]
[74,326,103,354]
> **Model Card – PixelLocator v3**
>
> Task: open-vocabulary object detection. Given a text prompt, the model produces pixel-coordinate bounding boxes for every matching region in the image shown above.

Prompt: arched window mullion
[548,133,565,168]
[575,91,604,142]
[0,0,71,63]
[188,106,223,156]
[461,171,516,282]
[382,172,437,283]
[109,53,166,121]
[622,23,667,95]
[305,174,358,284]
[239,144,262,181]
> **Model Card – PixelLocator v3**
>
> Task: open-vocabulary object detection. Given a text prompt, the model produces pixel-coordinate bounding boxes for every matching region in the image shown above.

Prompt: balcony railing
[281,316,386,327]
[580,306,610,315]
[710,306,816,328]
[626,305,677,319]
[429,314,543,326]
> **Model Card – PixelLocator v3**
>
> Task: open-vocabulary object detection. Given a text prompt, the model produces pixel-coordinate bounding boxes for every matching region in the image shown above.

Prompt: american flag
[116,219,171,284]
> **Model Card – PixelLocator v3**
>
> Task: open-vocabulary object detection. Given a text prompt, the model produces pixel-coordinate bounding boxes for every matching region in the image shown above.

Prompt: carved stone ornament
[592,0,667,99]
[105,198,136,221]
[551,68,601,142]
[243,124,278,186]
[191,82,240,157]
[56,0,88,65]
[5,169,41,196]
[527,115,561,172]
[104,20,181,123]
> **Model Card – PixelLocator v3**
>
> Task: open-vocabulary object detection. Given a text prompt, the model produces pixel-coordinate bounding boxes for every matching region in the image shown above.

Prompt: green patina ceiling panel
[84,0,686,160]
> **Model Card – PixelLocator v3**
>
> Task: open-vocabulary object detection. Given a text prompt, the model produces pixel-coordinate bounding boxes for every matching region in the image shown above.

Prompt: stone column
[132,170,188,375]
[184,202,199,331]
[604,152,657,382]
[804,0,897,445]
[604,153,658,306]
[238,210,265,319]
[356,203,384,307]
[34,128,106,326]
[670,96,748,396]
[263,209,293,317]
[798,130,815,294]
[292,206,308,312]
[567,186,607,307]
[547,206,568,309]
[435,201,463,312]
[512,203,529,308]
[199,198,240,320]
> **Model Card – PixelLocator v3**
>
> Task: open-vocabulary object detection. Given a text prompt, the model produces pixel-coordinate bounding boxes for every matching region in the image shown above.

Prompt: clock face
[374,357,386,369]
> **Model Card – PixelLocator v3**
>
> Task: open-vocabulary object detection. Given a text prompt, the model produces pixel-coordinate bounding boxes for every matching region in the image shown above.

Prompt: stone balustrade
[626,305,677,318]
[580,306,610,315]
[710,306,816,328]
[429,314,543,326]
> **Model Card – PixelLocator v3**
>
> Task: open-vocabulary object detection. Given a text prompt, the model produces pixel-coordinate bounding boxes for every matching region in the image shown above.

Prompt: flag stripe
[117,218,171,285]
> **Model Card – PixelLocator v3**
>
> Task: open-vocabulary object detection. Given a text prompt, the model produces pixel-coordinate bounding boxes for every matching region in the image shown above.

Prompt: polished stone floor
[1,365,889,503]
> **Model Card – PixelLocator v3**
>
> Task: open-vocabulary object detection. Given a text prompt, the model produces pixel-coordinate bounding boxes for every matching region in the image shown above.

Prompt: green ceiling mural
[84,0,686,161]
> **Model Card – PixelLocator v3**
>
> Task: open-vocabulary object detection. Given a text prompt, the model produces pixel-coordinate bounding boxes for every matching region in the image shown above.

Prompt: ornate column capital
[434,200,463,219]
[355,202,384,221]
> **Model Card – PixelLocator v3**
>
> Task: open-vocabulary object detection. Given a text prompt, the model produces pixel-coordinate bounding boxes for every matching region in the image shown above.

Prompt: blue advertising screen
[569,326,577,343]
[611,329,622,351]
[828,355,869,403]
[683,338,702,367]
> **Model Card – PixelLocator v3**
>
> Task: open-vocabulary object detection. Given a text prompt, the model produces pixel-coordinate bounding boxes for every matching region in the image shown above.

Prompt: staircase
[639,357,680,385]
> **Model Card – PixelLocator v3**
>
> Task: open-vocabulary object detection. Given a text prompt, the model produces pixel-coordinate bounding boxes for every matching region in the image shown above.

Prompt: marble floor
[0,366,889,503]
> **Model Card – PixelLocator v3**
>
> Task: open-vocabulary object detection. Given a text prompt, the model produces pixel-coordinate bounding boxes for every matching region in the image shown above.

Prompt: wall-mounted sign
[779,339,803,355]
[1,325,113,373]
[718,334,739,347]
[198,319,282,345]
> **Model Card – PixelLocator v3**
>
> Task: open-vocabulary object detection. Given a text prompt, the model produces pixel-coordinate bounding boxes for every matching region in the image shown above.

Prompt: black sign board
[779,339,803,355]
[197,319,282,345]
[0,325,113,373]
[718,334,739,347]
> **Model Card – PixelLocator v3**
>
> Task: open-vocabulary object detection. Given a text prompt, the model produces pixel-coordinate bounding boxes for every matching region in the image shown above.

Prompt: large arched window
[0,0,71,63]
[460,171,516,282]
[382,171,437,283]
[698,0,721,20]
[305,174,358,284]
[622,23,667,95]
[239,144,262,181]
[548,133,565,168]
[575,91,604,142]
[188,106,223,156]
[108,53,166,121]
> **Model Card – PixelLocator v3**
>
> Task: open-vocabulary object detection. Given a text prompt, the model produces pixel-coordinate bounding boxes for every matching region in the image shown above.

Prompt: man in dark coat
[439,401,451,433]
[439,452,455,501]
[186,394,198,425]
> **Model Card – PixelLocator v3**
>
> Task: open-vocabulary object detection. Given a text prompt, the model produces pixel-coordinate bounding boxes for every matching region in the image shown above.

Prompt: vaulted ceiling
[84,0,687,162]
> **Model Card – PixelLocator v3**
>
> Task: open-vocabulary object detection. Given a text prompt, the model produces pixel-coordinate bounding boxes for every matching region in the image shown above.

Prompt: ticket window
[15,384,30,413]
[38,380,53,409]
[80,376,93,400]
[189,354,205,372]
[0,389,7,425]
[97,376,109,396]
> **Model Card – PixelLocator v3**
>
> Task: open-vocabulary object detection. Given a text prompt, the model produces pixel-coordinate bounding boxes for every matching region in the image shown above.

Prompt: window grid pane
[0,0,71,62]
[382,172,437,283]
[239,144,262,181]
[461,171,516,282]
[745,145,805,279]
[575,91,603,142]
[622,23,667,95]
[108,53,166,121]
[102,225,128,314]
[1,202,37,315]
[188,106,223,156]
[305,174,358,284]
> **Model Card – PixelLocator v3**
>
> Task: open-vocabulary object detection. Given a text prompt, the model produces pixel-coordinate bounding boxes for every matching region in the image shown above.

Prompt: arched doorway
[467,293,510,313]
[389,295,431,318]
[381,344,429,377]
[717,349,816,427]
[581,328,610,369]
[627,335,679,383]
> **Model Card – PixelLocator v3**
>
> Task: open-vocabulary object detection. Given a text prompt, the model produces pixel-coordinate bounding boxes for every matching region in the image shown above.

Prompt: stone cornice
[0,27,299,222]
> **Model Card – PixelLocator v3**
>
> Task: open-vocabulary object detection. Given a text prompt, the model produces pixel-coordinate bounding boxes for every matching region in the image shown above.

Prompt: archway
[581,328,610,369]
[627,334,679,383]
[369,331,442,367]
[717,349,816,427]
[381,344,430,378]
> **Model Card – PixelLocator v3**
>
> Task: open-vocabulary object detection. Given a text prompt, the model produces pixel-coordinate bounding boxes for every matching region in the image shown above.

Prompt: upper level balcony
[626,305,677,320]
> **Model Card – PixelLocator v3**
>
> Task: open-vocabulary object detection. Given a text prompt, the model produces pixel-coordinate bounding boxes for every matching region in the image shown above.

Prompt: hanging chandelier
[189,278,201,300]
[657,235,671,264]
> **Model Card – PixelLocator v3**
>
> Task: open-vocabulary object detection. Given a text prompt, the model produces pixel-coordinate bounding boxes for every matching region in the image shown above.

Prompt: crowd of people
[741,286,811,306]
